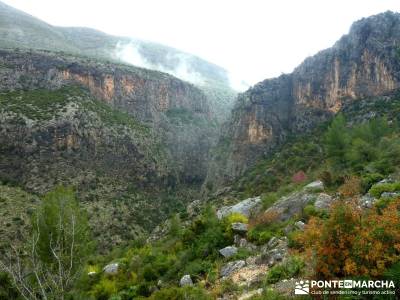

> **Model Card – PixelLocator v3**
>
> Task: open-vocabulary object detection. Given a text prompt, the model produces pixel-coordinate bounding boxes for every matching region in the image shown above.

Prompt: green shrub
[91,278,118,300]
[248,228,274,245]
[303,204,328,220]
[223,212,248,238]
[261,193,279,209]
[361,173,384,193]
[0,272,19,300]
[265,256,305,284]
[369,182,400,198]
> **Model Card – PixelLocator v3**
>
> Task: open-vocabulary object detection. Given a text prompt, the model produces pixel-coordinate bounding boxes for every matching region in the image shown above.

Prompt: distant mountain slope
[0,0,230,86]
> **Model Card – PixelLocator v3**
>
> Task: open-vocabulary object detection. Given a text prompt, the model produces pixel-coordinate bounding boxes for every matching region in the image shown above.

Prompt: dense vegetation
[2,99,399,299]
[0,86,149,134]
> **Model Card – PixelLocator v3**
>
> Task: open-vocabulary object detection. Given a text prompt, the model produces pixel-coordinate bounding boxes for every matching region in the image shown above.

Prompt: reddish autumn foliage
[299,199,400,278]
[292,171,307,184]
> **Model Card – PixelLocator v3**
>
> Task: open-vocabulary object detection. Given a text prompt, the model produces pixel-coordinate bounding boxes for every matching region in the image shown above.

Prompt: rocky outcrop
[0,49,219,250]
[0,49,216,186]
[220,260,246,277]
[179,275,193,287]
[264,190,317,222]
[103,263,119,275]
[219,246,238,258]
[217,196,262,219]
[206,11,400,187]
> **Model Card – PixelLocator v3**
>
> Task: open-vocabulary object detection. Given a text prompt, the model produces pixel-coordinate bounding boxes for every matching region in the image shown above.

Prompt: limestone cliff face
[0,49,214,187]
[0,49,217,249]
[0,49,209,121]
[206,11,400,187]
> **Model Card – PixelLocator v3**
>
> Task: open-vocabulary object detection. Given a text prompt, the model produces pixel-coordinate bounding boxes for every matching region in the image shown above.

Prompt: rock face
[261,237,288,267]
[314,193,334,210]
[304,180,324,192]
[220,260,246,277]
[0,49,218,250]
[0,49,216,186]
[264,191,317,222]
[103,263,119,275]
[359,194,378,208]
[219,246,238,258]
[179,275,193,287]
[206,11,400,187]
[217,196,262,219]
[231,222,248,234]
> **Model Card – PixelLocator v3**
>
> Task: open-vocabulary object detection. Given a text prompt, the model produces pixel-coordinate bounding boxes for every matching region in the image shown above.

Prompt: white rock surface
[217,197,262,219]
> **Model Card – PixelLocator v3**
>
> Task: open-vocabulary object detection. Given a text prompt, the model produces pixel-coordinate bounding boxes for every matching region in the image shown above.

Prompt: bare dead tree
[0,212,84,300]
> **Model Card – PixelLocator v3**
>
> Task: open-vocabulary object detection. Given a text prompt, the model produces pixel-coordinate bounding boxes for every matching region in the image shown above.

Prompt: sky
[3,0,400,88]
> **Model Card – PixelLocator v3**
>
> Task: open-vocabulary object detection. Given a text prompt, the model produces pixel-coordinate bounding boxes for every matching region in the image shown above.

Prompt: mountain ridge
[205,10,400,190]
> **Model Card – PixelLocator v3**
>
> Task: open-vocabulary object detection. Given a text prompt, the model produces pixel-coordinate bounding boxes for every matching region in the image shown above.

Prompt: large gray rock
[186,200,202,218]
[217,197,262,219]
[294,221,305,231]
[231,222,248,233]
[381,192,400,199]
[103,263,119,275]
[304,180,324,192]
[264,191,316,222]
[220,260,246,277]
[219,246,238,258]
[314,193,334,210]
[359,194,377,208]
[179,274,193,287]
[261,237,288,267]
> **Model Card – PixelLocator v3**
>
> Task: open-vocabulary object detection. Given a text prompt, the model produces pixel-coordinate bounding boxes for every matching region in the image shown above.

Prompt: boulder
[294,221,305,231]
[245,255,262,266]
[231,222,248,233]
[231,264,268,287]
[179,274,193,287]
[264,191,316,222]
[267,236,279,249]
[239,238,248,248]
[186,199,202,218]
[376,178,394,185]
[381,192,400,199]
[314,193,334,210]
[261,237,288,267]
[217,196,262,219]
[304,180,324,192]
[359,194,377,208]
[103,263,119,275]
[219,246,238,258]
[220,260,246,277]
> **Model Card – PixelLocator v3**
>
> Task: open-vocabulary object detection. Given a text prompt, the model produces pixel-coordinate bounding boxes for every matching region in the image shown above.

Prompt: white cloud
[114,42,205,86]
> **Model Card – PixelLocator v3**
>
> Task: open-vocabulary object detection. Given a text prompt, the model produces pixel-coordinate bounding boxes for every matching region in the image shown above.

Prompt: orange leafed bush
[298,198,400,278]
[338,176,362,197]
[248,210,280,229]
